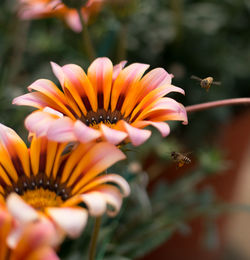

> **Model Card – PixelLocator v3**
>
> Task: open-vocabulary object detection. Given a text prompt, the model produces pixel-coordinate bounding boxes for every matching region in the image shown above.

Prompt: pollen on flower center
[21,188,63,211]
[80,109,130,129]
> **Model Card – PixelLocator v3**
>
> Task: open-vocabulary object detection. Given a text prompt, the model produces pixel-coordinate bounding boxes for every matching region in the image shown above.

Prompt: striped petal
[88,57,113,110]
[27,79,74,118]
[112,60,127,82]
[51,62,97,113]
[139,68,173,90]
[80,174,130,197]
[69,143,126,194]
[12,92,56,110]
[122,68,176,117]
[0,124,30,177]
[140,98,188,124]
[61,142,93,183]
[130,84,182,122]
[111,63,150,111]
[135,97,185,122]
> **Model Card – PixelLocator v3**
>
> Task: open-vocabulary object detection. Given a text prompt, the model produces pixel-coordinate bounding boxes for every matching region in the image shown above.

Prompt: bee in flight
[171,151,191,168]
[191,75,221,92]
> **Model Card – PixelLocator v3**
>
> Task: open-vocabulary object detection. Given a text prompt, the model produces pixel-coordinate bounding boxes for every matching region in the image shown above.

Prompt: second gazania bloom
[0,123,129,242]
[13,57,188,146]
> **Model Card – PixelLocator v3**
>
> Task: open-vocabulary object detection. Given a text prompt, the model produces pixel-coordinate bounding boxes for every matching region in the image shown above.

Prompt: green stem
[77,8,96,62]
[185,98,250,113]
[89,216,102,260]
[116,22,127,63]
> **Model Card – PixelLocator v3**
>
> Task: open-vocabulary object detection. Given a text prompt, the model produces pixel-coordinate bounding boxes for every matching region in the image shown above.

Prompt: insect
[191,75,221,92]
[171,151,191,168]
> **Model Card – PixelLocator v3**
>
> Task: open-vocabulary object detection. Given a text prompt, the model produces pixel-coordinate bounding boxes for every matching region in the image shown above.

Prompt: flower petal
[122,68,177,117]
[12,221,58,259]
[79,192,107,216]
[132,121,171,137]
[139,98,188,124]
[0,206,12,259]
[115,121,151,146]
[47,117,76,143]
[27,79,74,118]
[6,193,39,224]
[46,207,88,238]
[25,247,60,260]
[111,63,150,111]
[138,68,176,96]
[87,57,113,110]
[69,143,126,194]
[112,60,127,82]
[74,120,101,143]
[61,142,93,183]
[64,10,82,33]
[130,84,181,122]
[100,123,127,145]
[25,110,59,137]
[94,185,123,217]
[80,173,130,197]
[51,62,97,113]
[12,92,55,110]
[0,123,30,177]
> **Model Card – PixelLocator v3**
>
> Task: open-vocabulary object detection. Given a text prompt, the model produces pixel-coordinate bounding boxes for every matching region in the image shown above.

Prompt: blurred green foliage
[0,0,250,259]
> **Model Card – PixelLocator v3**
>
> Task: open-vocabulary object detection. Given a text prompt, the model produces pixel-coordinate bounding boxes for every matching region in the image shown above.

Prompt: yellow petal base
[21,188,63,211]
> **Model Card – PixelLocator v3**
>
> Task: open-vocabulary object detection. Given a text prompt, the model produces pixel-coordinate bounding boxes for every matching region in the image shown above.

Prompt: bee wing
[213,81,221,86]
[191,75,202,81]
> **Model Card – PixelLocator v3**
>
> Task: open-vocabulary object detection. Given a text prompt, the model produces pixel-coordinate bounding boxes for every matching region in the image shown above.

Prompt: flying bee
[171,151,191,168]
[191,75,221,92]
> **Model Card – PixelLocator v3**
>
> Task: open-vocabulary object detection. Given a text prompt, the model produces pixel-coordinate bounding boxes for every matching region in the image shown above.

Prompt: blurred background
[0,0,250,259]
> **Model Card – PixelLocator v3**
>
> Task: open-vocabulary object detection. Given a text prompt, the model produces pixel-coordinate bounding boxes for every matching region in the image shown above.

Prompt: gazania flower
[13,57,187,146]
[0,204,59,260]
[18,0,103,32]
[0,123,129,240]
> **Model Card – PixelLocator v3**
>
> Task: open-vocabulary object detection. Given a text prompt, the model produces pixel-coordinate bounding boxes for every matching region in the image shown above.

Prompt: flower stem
[89,216,102,260]
[77,8,96,62]
[185,98,250,113]
[116,22,127,63]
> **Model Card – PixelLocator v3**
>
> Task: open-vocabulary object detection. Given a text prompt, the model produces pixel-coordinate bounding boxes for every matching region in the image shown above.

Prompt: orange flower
[13,58,187,146]
[0,204,59,260]
[0,123,129,240]
[18,0,103,32]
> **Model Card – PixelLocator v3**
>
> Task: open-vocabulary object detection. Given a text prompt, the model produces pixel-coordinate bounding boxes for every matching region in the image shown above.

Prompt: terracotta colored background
[141,110,250,260]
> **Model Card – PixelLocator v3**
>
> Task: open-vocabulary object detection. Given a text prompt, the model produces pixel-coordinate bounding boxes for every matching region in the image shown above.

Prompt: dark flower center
[4,173,71,203]
[80,109,130,127]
